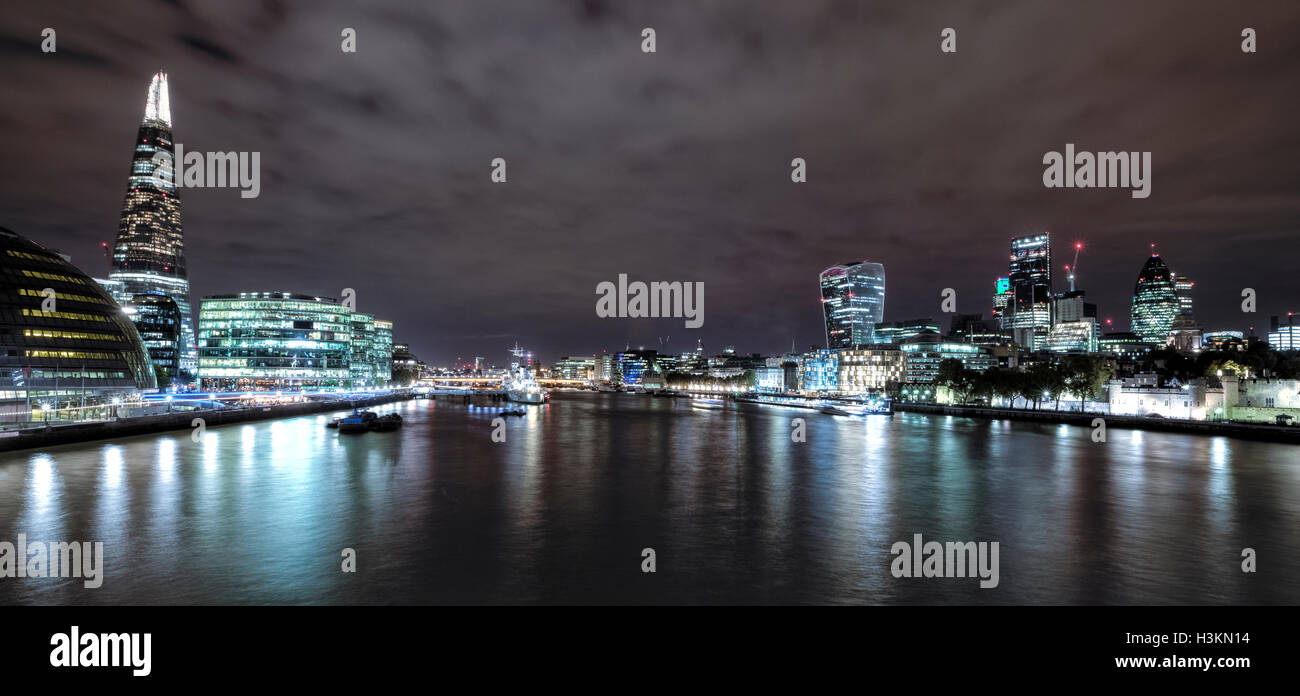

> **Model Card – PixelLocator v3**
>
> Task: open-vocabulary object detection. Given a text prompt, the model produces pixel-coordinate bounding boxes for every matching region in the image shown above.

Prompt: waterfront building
[1129,254,1179,343]
[617,349,658,386]
[1223,373,1300,423]
[373,320,393,383]
[837,347,905,393]
[820,261,886,348]
[873,318,941,344]
[1268,314,1299,350]
[107,72,198,377]
[899,334,995,385]
[555,356,596,380]
[0,226,157,422]
[1108,378,1225,420]
[754,365,786,393]
[197,292,393,391]
[800,349,839,393]
[1008,234,1052,350]
[593,352,619,382]
[391,343,424,386]
[127,292,182,379]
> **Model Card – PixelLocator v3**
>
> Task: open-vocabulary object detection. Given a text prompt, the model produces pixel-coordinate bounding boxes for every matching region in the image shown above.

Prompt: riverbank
[0,392,418,453]
[894,402,1300,444]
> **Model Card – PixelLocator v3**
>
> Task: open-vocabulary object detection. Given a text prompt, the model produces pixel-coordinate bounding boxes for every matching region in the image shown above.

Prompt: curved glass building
[1130,254,1179,343]
[820,261,886,349]
[0,226,157,423]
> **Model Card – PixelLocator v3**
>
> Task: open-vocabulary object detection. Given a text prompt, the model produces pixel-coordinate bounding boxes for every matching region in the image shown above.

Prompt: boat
[337,410,378,433]
[503,342,547,404]
[325,417,341,429]
[370,413,403,431]
[821,405,853,416]
[692,398,725,410]
[498,408,527,417]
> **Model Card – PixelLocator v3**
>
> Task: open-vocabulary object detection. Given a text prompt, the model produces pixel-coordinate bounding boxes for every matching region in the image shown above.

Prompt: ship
[503,342,547,404]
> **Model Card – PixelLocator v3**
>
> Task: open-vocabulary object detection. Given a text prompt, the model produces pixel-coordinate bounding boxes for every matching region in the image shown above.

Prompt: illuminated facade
[197,292,393,391]
[800,349,839,393]
[1047,319,1099,353]
[1269,315,1299,350]
[1008,234,1052,349]
[991,277,1011,327]
[108,72,197,377]
[899,336,995,384]
[555,356,595,380]
[873,318,940,344]
[820,261,886,348]
[1129,254,1179,343]
[837,348,905,393]
[0,227,157,422]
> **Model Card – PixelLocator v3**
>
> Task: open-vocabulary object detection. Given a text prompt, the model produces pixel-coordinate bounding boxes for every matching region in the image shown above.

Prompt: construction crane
[1064,242,1083,292]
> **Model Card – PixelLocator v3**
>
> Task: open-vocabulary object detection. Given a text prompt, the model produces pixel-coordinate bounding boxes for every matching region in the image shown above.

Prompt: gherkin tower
[1129,254,1179,344]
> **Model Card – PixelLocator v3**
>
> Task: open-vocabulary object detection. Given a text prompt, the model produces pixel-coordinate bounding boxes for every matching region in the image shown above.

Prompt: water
[1,392,1297,605]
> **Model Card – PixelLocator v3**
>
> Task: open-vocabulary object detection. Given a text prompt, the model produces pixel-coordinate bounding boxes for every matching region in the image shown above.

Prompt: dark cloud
[1,0,1298,365]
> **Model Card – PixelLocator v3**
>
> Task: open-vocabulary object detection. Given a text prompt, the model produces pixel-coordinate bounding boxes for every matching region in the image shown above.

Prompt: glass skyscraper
[108,72,197,378]
[1130,254,1179,343]
[1008,234,1052,350]
[820,261,885,349]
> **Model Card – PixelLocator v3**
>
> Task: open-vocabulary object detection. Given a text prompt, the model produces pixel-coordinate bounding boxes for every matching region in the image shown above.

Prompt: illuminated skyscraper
[820,261,886,349]
[991,277,1011,327]
[1008,234,1052,349]
[1130,254,1179,343]
[108,72,197,377]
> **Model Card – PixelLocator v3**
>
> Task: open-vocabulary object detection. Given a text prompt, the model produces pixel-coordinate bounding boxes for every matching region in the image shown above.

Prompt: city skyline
[1,1,1298,366]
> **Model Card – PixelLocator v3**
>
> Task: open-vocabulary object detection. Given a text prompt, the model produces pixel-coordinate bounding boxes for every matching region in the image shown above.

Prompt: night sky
[2,0,1298,366]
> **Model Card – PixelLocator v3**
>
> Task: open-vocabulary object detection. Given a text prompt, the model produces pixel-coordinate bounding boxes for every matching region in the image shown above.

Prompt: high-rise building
[873,318,940,344]
[820,261,886,349]
[1008,234,1052,350]
[127,292,182,378]
[1269,314,1299,350]
[1129,254,1179,344]
[1173,274,1195,317]
[991,277,1011,327]
[108,72,197,377]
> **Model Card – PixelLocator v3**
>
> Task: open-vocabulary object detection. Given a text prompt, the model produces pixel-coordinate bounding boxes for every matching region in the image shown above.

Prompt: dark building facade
[107,72,197,377]
[129,292,181,379]
[1008,233,1052,350]
[0,227,157,422]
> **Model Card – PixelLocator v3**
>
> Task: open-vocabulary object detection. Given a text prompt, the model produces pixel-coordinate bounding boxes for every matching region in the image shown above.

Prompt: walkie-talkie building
[108,72,197,378]
[820,261,886,349]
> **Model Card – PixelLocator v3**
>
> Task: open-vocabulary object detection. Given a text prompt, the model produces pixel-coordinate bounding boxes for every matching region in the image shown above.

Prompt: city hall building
[0,227,157,423]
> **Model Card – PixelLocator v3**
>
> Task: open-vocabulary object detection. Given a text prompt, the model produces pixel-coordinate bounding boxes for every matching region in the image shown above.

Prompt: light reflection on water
[0,393,1297,605]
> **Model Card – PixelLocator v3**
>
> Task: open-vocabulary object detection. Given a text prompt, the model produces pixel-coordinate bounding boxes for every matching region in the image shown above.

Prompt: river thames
[1,392,1297,604]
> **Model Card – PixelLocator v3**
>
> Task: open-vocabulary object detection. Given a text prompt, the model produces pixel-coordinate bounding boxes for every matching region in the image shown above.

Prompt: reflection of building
[1,226,157,421]
[197,292,393,391]
[1268,314,1299,350]
[820,261,886,348]
[128,292,181,377]
[837,347,905,393]
[1130,254,1179,343]
[107,72,198,377]
[1008,234,1052,349]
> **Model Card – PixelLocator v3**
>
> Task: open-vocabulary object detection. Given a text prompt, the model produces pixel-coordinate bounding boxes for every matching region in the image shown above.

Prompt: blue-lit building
[800,349,839,393]
[820,261,886,348]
